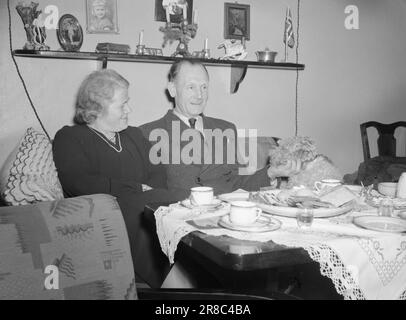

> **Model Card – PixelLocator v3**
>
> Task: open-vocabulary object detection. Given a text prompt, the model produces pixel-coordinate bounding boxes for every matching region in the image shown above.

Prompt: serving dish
[353,216,406,233]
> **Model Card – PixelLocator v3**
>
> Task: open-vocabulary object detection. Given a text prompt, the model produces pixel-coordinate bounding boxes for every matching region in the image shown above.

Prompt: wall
[1,0,405,174]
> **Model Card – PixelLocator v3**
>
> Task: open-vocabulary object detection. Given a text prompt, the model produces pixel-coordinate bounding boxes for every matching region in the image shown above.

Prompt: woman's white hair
[74,69,129,124]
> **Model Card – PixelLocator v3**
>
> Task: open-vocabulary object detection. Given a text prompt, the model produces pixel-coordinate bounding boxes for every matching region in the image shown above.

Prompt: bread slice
[319,186,357,207]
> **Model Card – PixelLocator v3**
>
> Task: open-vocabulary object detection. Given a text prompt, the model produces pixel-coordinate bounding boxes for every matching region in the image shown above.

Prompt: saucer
[218,215,281,233]
[181,198,222,209]
[353,216,406,233]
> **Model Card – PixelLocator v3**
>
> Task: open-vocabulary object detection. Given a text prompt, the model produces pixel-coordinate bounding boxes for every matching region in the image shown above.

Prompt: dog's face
[268,136,318,167]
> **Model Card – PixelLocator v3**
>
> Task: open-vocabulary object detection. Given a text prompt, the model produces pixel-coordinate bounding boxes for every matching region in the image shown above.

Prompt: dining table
[144,188,406,300]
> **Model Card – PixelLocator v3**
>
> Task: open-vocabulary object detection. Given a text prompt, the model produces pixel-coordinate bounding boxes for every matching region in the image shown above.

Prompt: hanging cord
[295,0,301,136]
[7,0,51,141]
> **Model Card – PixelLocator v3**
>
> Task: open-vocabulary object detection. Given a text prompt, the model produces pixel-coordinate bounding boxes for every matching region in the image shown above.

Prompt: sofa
[0,127,284,300]
[0,128,137,299]
[0,193,138,299]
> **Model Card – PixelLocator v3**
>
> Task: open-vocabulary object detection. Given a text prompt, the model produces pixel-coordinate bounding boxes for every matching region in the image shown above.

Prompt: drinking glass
[378,198,394,217]
[296,208,314,228]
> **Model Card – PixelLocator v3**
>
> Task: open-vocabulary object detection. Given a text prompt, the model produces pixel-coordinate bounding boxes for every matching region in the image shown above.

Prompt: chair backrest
[236,136,279,174]
[360,121,406,162]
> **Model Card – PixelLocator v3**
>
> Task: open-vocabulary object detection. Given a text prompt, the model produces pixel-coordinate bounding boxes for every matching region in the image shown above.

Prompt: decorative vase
[16,2,50,50]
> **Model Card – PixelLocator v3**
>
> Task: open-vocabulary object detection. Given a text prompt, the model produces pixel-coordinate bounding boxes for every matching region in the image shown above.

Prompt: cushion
[0,128,64,206]
[257,136,278,168]
[238,136,278,174]
[0,194,137,300]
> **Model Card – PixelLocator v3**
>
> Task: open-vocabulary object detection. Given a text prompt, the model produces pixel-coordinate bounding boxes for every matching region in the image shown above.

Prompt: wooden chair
[360,121,406,162]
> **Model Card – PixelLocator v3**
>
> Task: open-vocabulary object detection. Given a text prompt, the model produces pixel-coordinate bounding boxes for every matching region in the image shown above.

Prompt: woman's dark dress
[53,125,187,287]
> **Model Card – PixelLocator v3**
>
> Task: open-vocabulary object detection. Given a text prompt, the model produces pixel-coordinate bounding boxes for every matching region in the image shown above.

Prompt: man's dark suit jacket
[140,110,270,195]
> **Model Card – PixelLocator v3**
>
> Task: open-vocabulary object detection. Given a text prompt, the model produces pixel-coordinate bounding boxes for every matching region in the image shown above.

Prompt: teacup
[229,201,262,226]
[314,179,342,192]
[378,182,397,197]
[190,186,214,206]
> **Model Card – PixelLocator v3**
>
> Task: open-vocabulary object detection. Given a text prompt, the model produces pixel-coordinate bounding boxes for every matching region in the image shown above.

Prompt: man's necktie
[188,118,197,129]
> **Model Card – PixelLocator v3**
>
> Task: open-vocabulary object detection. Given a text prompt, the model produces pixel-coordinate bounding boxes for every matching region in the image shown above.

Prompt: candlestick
[139,29,144,46]
[183,6,187,21]
[204,38,208,50]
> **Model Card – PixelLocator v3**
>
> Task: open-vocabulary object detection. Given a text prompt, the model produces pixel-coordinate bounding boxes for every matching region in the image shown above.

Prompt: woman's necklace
[88,126,123,153]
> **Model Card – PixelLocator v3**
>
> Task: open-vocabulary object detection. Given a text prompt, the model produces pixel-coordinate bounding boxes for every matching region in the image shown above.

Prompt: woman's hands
[267,159,302,180]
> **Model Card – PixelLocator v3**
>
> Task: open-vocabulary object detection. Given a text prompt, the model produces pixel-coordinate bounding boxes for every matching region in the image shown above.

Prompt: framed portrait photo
[155,0,193,24]
[57,14,83,51]
[86,0,119,34]
[224,2,250,40]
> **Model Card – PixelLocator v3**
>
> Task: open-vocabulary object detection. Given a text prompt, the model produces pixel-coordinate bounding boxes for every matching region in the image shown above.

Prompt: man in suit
[140,60,301,288]
[140,60,299,196]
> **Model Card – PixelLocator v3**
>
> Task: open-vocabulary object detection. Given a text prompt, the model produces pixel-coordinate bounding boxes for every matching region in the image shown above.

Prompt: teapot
[255,50,277,63]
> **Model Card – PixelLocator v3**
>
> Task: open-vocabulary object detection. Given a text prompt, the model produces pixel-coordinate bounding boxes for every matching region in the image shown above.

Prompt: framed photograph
[86,0,119,33]
[155,0,193,24]
[57,14,83,51]
[224,2,250,40]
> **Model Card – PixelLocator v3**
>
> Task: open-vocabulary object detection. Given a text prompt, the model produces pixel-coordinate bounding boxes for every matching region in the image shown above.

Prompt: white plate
[257,202,354,218]
[218,215,281,233]
[353,216,406,233]
[181,198,222,209]
[218,192,250,203]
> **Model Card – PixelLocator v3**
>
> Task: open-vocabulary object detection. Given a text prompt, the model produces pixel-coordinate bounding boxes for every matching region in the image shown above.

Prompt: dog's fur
[285,155,342,188]
[269,137,342,189]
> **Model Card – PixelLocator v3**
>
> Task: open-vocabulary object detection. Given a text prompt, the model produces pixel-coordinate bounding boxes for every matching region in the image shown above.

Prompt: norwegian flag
[283,7,295,48]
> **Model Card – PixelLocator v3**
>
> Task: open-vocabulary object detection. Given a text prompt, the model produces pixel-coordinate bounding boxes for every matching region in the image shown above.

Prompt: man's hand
[267,159,302,180]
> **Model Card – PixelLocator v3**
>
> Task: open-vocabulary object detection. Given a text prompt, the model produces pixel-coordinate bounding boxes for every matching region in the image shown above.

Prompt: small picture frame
[86,0,119,34]
[57,14,83,51]
[155,0,193,24]
[224,2,250,40]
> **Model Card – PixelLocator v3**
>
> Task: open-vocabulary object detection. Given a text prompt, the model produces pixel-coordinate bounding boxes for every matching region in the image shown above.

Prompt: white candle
[183,5,187,20]
[193,9,198,24]
[204,38,208,50]
[139,30,144,45]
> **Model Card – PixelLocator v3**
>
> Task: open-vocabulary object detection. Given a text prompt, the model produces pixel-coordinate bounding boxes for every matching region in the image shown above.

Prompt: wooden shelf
[12,50,305,93]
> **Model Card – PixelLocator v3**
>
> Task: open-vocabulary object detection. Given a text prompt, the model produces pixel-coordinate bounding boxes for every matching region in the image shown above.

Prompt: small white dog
[268,136,342,189]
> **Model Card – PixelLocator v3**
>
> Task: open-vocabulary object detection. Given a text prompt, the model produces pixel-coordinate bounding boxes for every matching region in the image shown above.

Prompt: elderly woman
[53,69,187,288]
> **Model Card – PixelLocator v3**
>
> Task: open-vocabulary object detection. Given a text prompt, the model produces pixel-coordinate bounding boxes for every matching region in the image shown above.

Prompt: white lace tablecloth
[154,202,406,300]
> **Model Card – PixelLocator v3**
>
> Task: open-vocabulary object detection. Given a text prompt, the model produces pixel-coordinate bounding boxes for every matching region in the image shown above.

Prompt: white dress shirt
[173,110,205,138]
